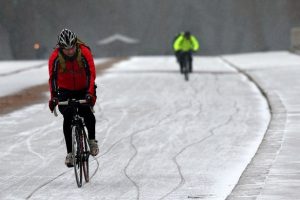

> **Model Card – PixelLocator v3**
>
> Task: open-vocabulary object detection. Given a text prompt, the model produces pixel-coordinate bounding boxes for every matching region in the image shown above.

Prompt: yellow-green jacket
[173,33,200,52]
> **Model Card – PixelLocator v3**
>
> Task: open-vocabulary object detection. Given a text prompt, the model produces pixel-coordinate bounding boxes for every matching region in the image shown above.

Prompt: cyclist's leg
[178,51,184,73]
[58,105,74,167]
[57,89,74,154]
[79,107,96,140]
[79,107,99,156]
[188,52,193,72]
[58,106,73,154]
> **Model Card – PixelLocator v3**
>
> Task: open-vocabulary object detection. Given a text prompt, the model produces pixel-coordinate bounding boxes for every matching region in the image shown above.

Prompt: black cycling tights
[59,105,96,153]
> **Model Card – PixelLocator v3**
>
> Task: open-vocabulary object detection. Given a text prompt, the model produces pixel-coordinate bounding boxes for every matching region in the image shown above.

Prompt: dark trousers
[58,89,96,153]
[175,51,193,73]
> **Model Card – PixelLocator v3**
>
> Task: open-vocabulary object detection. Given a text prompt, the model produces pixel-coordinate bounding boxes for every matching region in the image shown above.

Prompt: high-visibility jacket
[173,34,200,52]
[48,44,96,98]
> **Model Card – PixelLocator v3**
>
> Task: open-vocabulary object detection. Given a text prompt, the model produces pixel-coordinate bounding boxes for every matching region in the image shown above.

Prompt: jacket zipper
[72,61,76,90]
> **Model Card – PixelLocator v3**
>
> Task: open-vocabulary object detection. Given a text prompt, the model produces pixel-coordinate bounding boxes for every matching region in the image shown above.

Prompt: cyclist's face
[185,35,191,40]
[62,46,76,57]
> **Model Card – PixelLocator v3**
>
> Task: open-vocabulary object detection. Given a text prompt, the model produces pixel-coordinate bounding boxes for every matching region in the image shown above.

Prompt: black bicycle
[180,52,192,81]
[54,99,90,188]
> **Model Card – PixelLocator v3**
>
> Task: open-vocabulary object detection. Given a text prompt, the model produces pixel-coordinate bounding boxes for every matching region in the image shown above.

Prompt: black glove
[85,94,96,106]
[48,97,58,112]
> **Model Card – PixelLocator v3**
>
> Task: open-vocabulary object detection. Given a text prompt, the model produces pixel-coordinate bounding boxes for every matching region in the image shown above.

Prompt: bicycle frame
[54,99,90,187]
[180,52,191,81]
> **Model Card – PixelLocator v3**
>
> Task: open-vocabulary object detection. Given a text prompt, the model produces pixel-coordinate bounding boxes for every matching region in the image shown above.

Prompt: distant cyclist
[173,31,200,73]
[48,28,99,167]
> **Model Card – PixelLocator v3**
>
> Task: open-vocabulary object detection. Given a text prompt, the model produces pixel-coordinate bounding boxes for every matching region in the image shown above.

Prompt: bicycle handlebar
[58,99,87,105]
[53,99,94,117]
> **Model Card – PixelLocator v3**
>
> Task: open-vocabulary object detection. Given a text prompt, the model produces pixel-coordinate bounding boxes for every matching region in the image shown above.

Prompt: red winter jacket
[48,44,96,98]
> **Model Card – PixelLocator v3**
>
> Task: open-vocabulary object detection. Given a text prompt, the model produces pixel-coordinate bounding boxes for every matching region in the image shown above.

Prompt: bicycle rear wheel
[82,129,90,182]
[183,55,189,81]
[72,126,83,188]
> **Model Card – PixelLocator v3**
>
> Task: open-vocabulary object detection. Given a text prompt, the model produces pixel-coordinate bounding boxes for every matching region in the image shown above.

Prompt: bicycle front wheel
[82,129,90,183]
[184,69,189,81]
[72,125,83,188]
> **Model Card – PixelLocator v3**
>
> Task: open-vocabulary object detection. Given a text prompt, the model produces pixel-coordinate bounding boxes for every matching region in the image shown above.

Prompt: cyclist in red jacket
[48,29,99,167]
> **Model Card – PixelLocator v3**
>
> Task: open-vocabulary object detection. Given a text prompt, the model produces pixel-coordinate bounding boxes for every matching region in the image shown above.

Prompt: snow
[0,60,46,75]
[223,52,300,199]
[1,52,298,199]
[0,58,108,97]
[223,51,300,69]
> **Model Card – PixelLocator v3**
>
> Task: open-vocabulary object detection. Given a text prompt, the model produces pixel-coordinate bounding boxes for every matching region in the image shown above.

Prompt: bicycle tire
[184,69,189,81]
[183,54,189,81]
[72,125,83,188]
[82,129,90,182]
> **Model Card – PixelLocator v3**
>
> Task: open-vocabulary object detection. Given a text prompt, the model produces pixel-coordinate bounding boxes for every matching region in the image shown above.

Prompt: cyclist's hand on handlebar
[85,93,96,106]
[49,97,58,112]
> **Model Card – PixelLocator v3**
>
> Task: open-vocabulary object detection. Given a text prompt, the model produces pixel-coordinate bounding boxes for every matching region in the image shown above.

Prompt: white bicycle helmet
[57,29,77,49]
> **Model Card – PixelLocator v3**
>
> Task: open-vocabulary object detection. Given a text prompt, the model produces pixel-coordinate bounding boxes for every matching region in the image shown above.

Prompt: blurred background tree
[1,0,300,60]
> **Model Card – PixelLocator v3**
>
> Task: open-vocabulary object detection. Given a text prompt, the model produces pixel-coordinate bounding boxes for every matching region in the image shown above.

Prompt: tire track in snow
[87,108,128,180]
[158,76,204,199]
[94,70,146,160]
[2,121,66,197]
[89,156,101,180]
[25,124,100,199]
[159,75,206,198]
[99,109,128,152]
[26,171,69,199]
[159,75,238,199]
[124,91,196,200]
[160,101,239,199]
[26,153,101,199]
[88,96,195,199]
[122,74,208,199]
[94,98,142,160]
[23,124,76,199]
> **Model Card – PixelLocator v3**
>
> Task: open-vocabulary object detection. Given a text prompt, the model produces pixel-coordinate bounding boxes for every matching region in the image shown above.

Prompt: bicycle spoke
[72,126,82,187]
[82,130,90,182]
[64,100,92,188]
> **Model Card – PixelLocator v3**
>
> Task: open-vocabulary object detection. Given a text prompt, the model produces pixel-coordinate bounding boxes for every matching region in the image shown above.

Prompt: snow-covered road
[1,52,298,199]
[224,52,300,200]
